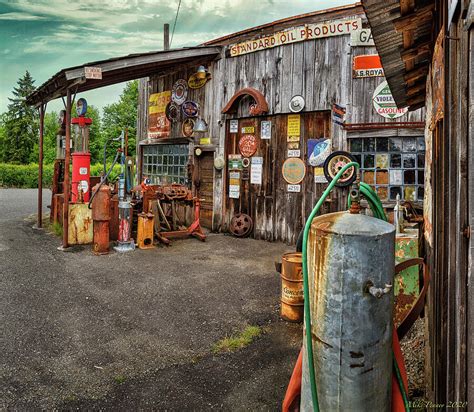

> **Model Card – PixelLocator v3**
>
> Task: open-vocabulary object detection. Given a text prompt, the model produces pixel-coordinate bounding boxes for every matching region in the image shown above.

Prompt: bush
[0,163,123,188]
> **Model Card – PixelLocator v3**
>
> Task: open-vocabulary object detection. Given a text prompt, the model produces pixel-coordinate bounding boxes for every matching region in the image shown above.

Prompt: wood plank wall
[137,11,424,243]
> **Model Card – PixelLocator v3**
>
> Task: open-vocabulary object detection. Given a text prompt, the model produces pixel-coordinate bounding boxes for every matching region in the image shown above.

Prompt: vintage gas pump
[71,98,92,203]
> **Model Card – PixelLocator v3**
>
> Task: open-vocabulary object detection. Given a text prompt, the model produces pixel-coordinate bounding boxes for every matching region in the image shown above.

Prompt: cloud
[0,12,46,20]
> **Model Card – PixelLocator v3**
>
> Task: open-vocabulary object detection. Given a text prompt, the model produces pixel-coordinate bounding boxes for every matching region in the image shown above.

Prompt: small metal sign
[166,102,180,122]
[239,134,258,157]
[288,149,301,158]
[287,184,301,193]
[228,154,243,170]
[353,55,384,78]
[171,79,188,105]
[261,120,271,139]
[188,73,208,89]
[372,81,408,119]
[282,157,306,184]
[250,156,263,185]
[350,29,375,46]
[229,171,240,199]
[230,120,239,133]
[241,126,255,134]
[84,66,102,79]
[182,118,195,137]
[181,100,199,118]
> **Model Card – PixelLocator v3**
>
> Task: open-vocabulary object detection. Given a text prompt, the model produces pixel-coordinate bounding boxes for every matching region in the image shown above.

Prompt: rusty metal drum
[280,252,304,322]
[93,220,109,255]
[301,211,395,412]
[91,183,111,221]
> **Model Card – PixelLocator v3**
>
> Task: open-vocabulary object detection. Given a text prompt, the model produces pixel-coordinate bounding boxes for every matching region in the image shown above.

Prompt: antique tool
[229,213,253,237]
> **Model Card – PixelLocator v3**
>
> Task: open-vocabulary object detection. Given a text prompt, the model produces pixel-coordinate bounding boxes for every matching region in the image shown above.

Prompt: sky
[0,0,354,115]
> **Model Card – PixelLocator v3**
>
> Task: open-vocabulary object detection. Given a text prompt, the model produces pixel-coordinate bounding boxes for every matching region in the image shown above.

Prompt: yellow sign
[188,73,208,89]
[230,18,362,57]
[242,126,255,134]
[287,114,301,138]
[149,91,171,114]
[199,137,211,145]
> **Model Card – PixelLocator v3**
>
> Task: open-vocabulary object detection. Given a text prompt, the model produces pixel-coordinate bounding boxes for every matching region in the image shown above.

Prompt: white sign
[372,81,408,119]
[350,29,375,46]
[230,120,238,133]
[250,157,263,185]
[84,66,102,80]
[261,121,271,139]
[287,149,301,158]
[229,185,240,198]
[287,184,301,193]
[230,18,362,56]
[79,167,88,175]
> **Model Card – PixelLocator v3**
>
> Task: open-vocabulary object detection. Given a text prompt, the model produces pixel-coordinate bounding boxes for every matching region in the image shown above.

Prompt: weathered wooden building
[363,0,473,406]
[136,3,425,244]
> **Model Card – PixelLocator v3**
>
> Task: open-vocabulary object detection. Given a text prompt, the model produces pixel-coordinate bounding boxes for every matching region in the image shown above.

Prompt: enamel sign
[353,55,384,78]
[372,81,408,119]
[350,29,375,46]
[230,18,362,57]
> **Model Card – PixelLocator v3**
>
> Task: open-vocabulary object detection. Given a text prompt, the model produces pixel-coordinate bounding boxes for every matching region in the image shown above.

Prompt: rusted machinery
[137,212,154,249]
[277,252,304,322]
[91,183,111,255]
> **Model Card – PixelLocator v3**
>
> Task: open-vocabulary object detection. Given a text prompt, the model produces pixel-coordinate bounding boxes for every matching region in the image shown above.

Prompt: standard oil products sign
[230,18,362,57]
[372,81,408,119]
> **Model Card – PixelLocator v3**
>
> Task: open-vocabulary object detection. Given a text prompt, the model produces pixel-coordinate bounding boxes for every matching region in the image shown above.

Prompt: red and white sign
[353,55,384,78]
[84,66,102,80]
[372,81,408,119]
[230,18,362,57]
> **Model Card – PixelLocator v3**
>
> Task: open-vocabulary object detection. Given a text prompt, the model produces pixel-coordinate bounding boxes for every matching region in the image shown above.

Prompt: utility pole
[164,23,170,50]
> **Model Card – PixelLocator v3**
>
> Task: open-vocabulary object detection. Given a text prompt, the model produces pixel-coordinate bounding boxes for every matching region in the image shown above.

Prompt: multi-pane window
[349,136,425,202]
[142,144,189,185]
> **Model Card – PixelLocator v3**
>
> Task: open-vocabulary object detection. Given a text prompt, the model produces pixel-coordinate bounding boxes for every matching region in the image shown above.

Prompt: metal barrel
[280,252,304,322]
[301,211,395,412]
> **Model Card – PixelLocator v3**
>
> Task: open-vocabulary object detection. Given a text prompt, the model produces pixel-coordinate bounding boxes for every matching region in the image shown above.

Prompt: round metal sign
[181,100,199,118]
[171,79,188,105]
[165,102,180,122]
[282,157,306,184]
[289,95,305,113]
[182,118,195,137]
[241,157,250,168]
[238,134,258,157]
[188,73,208,89]
[372,81,408,119]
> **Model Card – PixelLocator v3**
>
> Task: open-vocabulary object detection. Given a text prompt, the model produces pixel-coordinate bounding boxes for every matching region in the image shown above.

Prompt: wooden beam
[407,81,427,96]
[407,93,425,107]
[404,65,429,82]
[393,3,435,32]
[401,40,432,62]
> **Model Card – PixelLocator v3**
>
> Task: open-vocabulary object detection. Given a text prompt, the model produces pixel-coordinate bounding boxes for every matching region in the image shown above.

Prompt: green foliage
[1,71,38,164]
[212,325,262,353]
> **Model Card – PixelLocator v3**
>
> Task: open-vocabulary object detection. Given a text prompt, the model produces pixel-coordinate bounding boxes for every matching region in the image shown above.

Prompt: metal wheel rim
[327,155,355,182]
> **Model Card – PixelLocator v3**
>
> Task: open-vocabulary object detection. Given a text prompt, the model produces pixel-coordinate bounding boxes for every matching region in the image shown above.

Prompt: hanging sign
[287,114,300,142]
[84,66,102,79]
[250,157,263,185]
[171,79,188,105]
[239,134,258,157]
[229,171,240,199]
[261,121,271,139]
[228,154,242,170]
[372,81,408,119]
[288,149,301,158]
[287,184,301,193]
[282,157,306,184]
[182,118,195,137]
[353,55,384,78]
[181,100,199,118]
[230,120,239,133]
[350,29,375,46]
[188,73,208,89]
[148,91,171,138]
[229,18,362,57]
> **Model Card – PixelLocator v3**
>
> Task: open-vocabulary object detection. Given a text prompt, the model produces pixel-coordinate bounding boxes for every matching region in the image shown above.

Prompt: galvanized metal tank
[301,211,395,412]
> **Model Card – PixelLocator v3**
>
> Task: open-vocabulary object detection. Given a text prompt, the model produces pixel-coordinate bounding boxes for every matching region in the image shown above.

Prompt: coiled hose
[302,162,409,412]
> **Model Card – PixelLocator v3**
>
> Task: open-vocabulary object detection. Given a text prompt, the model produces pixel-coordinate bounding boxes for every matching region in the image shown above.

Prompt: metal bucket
[280,252,304,322]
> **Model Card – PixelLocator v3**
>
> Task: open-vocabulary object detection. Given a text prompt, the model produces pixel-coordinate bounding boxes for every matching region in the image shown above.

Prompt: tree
[2,71,39,164]
[100,81,138,162]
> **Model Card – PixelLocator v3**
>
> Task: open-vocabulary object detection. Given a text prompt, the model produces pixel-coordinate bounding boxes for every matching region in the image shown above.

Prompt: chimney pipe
[164,23,170,50]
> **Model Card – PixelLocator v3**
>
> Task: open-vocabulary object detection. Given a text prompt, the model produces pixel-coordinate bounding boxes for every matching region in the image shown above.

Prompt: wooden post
[164,23,170,50]
[37,103,46,228]
[62,89,72,248]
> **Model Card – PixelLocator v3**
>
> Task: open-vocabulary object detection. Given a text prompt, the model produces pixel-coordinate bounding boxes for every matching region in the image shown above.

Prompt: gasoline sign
[282,157,306,184]
[372,81,408,119]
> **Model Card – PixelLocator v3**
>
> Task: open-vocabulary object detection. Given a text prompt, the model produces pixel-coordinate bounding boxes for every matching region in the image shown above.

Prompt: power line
[170,0,182,48]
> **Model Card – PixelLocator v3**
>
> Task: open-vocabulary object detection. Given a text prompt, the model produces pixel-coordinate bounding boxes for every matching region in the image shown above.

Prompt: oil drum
[280,252,304,322]
[301,211,395,411]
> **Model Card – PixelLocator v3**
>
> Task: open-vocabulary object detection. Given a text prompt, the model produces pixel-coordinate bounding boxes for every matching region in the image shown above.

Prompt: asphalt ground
[0,189,302,410]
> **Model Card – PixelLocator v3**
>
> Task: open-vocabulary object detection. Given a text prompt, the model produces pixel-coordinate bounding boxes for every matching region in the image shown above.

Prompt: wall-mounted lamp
[193,117,208,133]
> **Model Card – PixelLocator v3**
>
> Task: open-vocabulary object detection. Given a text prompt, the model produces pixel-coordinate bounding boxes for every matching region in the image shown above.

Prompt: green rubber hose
[302,161,360,411]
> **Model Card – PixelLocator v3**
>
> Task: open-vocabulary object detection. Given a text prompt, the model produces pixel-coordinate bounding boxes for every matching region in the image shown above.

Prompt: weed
[114,375,126,384]
[50,221,63,237]
[212,325,262,354]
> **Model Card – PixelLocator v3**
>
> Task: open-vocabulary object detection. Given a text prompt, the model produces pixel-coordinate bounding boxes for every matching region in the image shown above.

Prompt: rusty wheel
[229,213,253,237]
[323,151,357,187]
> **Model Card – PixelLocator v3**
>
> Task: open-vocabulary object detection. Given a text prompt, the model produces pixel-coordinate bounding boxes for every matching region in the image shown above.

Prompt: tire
[323,151,357,188]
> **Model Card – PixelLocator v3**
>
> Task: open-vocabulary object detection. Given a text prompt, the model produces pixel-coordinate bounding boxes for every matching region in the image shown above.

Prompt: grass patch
[50,221,63,237]
[212,325,262,354]
[114,375,126,384]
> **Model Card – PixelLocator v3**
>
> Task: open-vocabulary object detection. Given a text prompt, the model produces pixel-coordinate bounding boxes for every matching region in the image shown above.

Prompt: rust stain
[350,351,364,358]
[360,367,374,375]
[350,362,365,368]
[311,332,333,349]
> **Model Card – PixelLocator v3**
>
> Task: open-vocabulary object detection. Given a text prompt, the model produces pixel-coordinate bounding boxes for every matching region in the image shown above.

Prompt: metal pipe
[37,103,45,228]
[62,89,72,249]
[343,121,425,131]
[164,23,170,50]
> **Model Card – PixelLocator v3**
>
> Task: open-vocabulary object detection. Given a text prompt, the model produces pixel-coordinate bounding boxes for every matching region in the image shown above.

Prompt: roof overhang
[27,46,222,107]
[361,0,436,111]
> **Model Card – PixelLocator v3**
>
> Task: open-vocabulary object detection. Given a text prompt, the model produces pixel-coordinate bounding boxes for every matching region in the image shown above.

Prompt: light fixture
[196,65,207,79]
[193,117,208,133]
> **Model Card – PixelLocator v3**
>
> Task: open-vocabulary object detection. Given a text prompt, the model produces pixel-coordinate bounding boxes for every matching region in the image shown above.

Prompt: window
[142,144,189,185]
[349,136,425,202]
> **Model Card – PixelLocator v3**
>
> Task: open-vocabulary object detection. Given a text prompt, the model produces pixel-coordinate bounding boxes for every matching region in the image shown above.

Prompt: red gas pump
[71,98,92,202]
